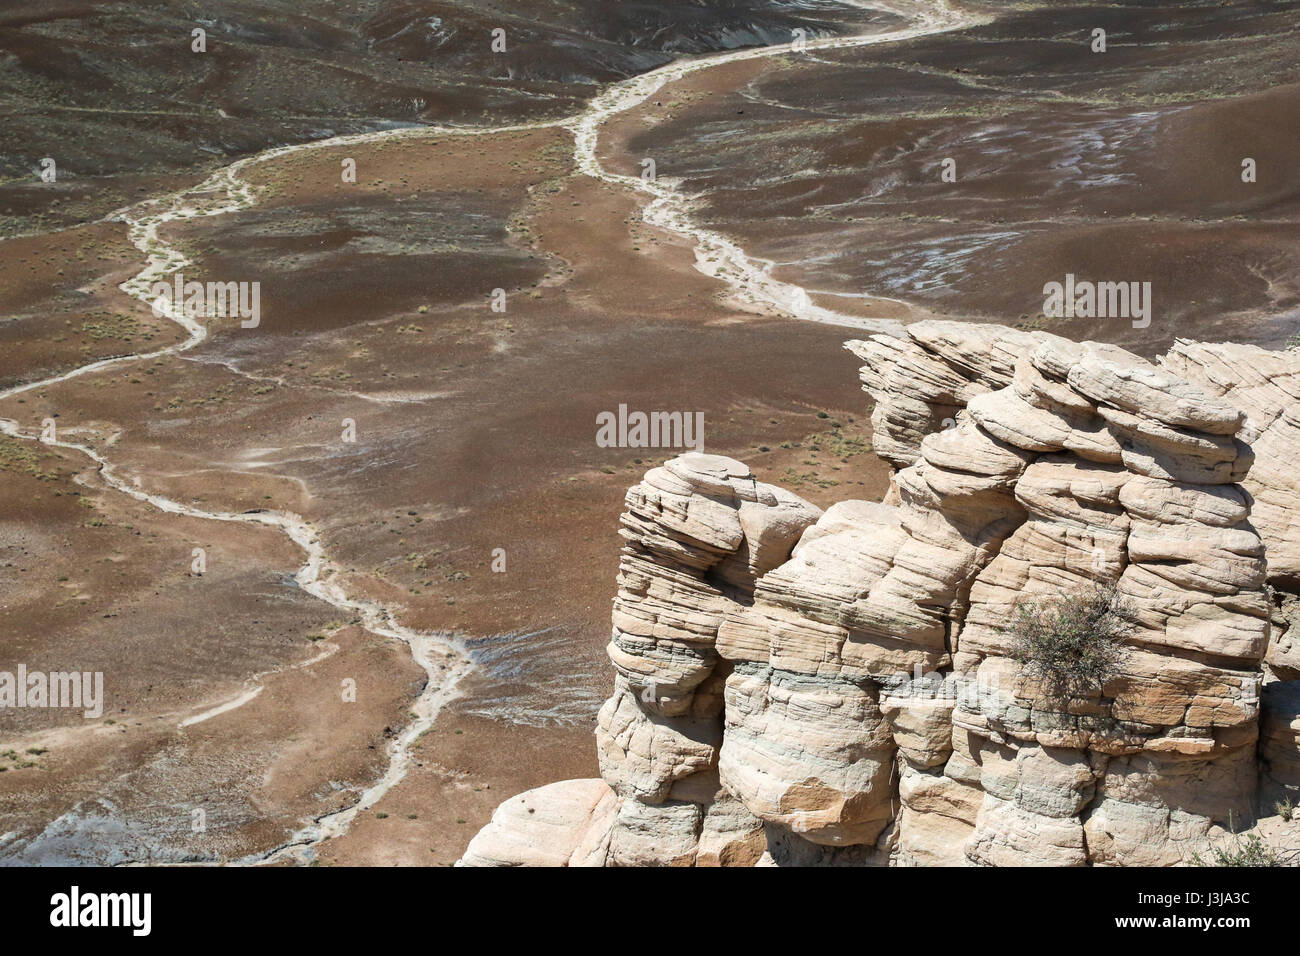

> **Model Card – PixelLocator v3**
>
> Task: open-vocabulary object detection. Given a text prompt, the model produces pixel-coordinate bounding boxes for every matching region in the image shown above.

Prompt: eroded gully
[0,0,981,864]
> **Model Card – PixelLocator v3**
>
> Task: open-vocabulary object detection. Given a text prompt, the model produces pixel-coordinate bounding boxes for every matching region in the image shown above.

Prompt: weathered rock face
[460,778,618,867]
[472,453,823,866]
[461,325,1300,866]
[1159,340,1300,588]
[849,324,1039,471]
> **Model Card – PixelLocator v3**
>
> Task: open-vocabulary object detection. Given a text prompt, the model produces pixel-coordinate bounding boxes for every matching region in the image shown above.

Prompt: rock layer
[462,326,1300,866]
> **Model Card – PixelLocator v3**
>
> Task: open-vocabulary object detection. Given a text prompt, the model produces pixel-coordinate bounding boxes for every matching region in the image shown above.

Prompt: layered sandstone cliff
[461,324,1300,866]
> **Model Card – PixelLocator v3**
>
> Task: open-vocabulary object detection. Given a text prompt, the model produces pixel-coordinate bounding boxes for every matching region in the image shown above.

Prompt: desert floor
[0,0,1296,864]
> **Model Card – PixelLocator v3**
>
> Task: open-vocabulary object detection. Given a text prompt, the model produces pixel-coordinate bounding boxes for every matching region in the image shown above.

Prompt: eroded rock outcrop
[461,324,1300,866]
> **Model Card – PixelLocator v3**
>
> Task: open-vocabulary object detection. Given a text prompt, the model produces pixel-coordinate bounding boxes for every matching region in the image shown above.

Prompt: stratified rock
[606,798,703,867]
[1082,746,1256,866]
[880,691,955,769]
[1067,344,1244,435]
[590,453,822,862]
[458,779,616,867]
[966,797,1088,867]
[611,453,821,714]
[463,329,1300,868]
[694,792,768,867]
[596,678,720,804]
[1160,340,1300,586]
[846,333,976,470]
[845,321,1037,469]
[717,665,895,845]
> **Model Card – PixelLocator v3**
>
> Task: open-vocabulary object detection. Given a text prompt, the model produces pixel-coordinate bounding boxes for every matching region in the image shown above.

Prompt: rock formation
[461,323,1300,866]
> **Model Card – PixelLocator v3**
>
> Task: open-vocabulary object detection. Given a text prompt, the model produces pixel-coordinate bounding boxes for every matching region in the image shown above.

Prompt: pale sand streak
[178,687,265,729]
[567,0,982,332]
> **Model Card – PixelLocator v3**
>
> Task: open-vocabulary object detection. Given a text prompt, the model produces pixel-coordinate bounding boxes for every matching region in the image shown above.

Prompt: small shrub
[1190,832,1286,867]
[1277,796,1295,822]
[1005,584,1131,696]
[1190,812,1299,866]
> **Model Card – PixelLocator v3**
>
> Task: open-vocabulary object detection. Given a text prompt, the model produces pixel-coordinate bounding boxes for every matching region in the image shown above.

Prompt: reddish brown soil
[4,0,1295,867]
[608,3,1300,355]
[0,220,188,388]
[0,123,888,866]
